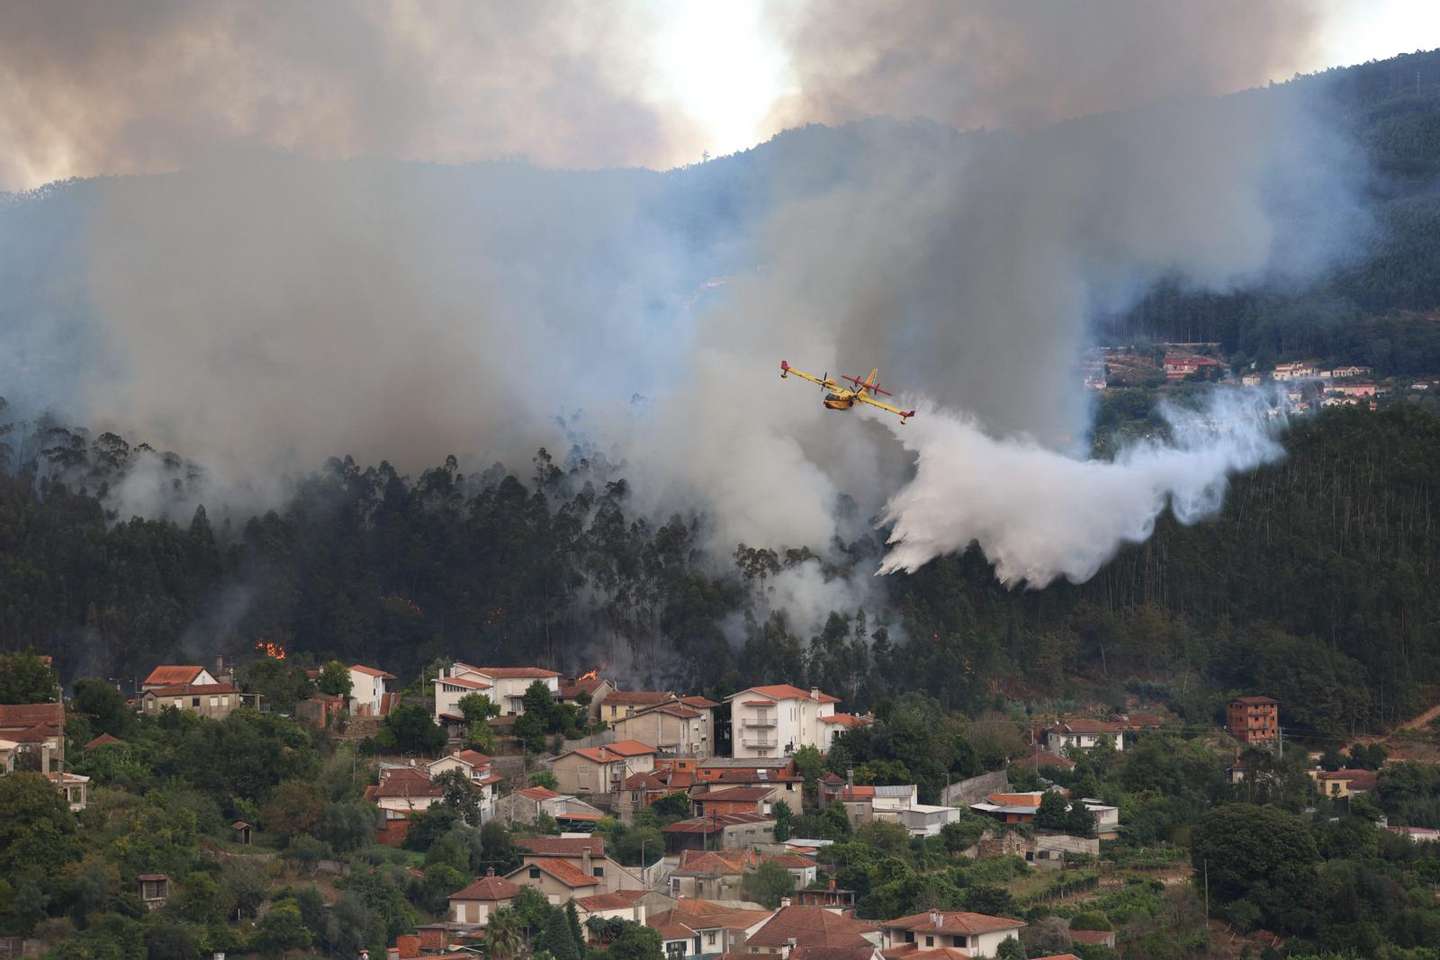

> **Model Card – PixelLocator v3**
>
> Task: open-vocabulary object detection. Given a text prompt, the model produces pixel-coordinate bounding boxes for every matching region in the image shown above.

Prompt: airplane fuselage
[823,392,856,410]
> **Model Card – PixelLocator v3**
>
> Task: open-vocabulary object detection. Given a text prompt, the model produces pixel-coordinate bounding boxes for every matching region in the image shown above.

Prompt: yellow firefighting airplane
[779,360,917,424]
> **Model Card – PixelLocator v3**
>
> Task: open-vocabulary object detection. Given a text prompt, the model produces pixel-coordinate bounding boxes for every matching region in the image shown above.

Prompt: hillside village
[7,650,1440,960]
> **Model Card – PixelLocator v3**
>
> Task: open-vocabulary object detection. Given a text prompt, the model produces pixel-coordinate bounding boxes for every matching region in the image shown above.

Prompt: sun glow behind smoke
[874,388,1291,586]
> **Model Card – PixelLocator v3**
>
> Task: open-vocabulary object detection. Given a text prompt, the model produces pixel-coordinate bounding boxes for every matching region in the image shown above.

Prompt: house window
[191,697,200,708]
[706,933,717,946]
[209,697,219,707]
[904,933,915,943]
[530,867,541,879]
[593,867,604,877]
[924,937,934,947]
[951,937,965,948]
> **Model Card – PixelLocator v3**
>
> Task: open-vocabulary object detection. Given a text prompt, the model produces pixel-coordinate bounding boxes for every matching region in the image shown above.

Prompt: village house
[1323,365,1372,379]
[969,791,1044,825]
[727,684,843,759]
[796,880,857,912]
[1241,372,1264,386]
[1310,768,1379,798]
[818,712,873,751]
[691,785,786,818]
[1227,696,1280,746]
[610,699,717,758]
[495,785,606,827]
[647,897,777,959]
[559,674,615,722]
[668,849,762,899]
[552,740,658,796]
[766,854,819,889]
[365,767,445,844]
[349,664,398,717]
[1163,354,1222,380]
[877,910,1026,959]
[662,812,778,853]
[0,702,65,773]
[427,749,503,822]
[600,690,679,724]
[1272,361,1319,381]
[1328,382,1378,398]
[434,663,561,719]
[505,835,645,902]
[573,890,650,935]
[140,665,217,691]
[1041,719,1129,754]
[139,681,257,719]
[448,869,519,925]
[693,759,805,801]
[746,904,881,956]
[618,766,694,821]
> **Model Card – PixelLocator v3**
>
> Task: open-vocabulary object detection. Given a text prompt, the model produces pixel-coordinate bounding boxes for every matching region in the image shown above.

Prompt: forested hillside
[3,401,1438,743]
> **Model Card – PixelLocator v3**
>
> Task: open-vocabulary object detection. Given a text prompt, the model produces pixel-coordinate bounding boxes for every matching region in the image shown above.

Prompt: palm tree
[486,907,524,960]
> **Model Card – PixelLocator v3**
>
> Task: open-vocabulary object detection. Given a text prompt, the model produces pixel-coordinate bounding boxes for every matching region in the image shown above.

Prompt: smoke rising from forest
[0,2,1366,589]
[875,389,1290,585]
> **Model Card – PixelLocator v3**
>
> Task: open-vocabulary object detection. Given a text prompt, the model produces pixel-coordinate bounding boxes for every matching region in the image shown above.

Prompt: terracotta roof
[663,812,774,834]
[819,713,871,727]
[605,691,676,706]
[437,676,492,690]
[694,786,777,803]
[986,792,1043,808]
[514,858,598,888]
[571,746,620,763]
[1014,750,1075,770]
[1232,695,1279,705]
[707,767,803,784]
[515,835,605,856]
[142,665,207,686]
[451,871,521,902]
[1316,768,1379,790]
[516,786,559,801]
[143,683,239,697]
[370,769,445,799]
[791,947,877,960]
[624,771,669,791]
[881,948,973,960]
[733,684,841,704]
[451,750,492,767]
[765,854,817,869]
[0,702,64,741]
[460,666,561,679]
[575,889,648,911]
[84,733,125,750]
[633,702,702,720]
[748,906,878,948]
[821,772,845,784]
[607,739,659,756]
[136,873,169,882]
[1031,956,1081,960]
[650,899,775,935]
[560,676,608,698]
[880,911,1025,937]
[1067,930,1115,945]
[680,696,720,709]
[835,786,876,800]
[351,664,397,679]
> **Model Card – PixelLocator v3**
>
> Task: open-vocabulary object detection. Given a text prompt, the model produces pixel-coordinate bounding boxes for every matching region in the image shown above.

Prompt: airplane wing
[780,360,837,389]
[855,390,917,423]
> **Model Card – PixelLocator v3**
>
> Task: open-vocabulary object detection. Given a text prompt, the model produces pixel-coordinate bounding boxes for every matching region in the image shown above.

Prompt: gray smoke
[0,3,1367,583]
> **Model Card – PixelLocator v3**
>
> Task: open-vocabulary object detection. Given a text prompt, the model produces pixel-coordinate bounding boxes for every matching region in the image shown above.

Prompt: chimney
[846,768,853,788]
[929,910,942,928]
[486,866,496,876]
[780,898,792,909]
[810,687,821,701]
[582,847,593,875]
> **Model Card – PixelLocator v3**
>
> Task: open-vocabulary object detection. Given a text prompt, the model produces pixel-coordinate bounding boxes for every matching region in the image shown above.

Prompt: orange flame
[578,668,600,682]
[255,640,287,660]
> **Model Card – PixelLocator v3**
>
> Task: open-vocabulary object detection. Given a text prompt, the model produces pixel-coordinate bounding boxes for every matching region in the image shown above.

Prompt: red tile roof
[986,793,1043,808]
[880,911,1025,936]
[648,899,775,936]
[607,739,660,756]
[515,858,598,888]
[84,733,125,750]
[451,871,520,901]
[1048,719,1125,735]
[674,849,760,876]
[680,696,720,709]
[791,946,878,960]
[559,676,608,699]
[735,684,841,704]
[451,750,492,767]
[1067,929,1115,945]
[437,675,492,690]
[835,786,876,800]
[765,854,818,869]
[694,786,777,803]
[634,702,702,720]
[574,889,648,911]
[351,664,397,679]
[142,665,207,686]
[515,835,605,856]
[1014,750,1075,770]
[1232,695,1279,705]
[819,713,871,727]
[0,703,64,729]
[748,906,877,948]
[370,768,445,799]
[663,812,775,834]
[516,786,559,801]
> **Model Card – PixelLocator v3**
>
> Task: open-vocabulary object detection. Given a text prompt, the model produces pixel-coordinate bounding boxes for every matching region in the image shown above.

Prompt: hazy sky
[2,0,1437,190]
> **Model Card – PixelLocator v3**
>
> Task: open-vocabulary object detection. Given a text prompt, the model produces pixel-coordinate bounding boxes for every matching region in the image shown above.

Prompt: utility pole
[1204,858,1210,919]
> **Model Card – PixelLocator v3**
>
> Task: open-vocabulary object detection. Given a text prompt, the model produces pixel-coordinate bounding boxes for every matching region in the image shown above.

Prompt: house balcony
[742,717,777,728]
[741,732,778,748]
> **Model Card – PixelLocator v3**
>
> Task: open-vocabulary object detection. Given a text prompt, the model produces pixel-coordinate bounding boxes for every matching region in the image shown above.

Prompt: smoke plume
[0,2,1367,585]
[875,389,1289,585]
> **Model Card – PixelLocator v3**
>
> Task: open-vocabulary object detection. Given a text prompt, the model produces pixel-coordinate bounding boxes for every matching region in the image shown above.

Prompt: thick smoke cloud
[0,0,698,190]
[875,390,1290,585]
[766,0,1323,133]
[0,2,1365,585]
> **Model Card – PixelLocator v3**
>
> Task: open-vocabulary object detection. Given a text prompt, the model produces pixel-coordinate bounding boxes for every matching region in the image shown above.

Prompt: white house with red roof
[878,909,1025,959]
[428,749,503,822]
[438,663,561,717]
[726,684,842,759]
[349,664,398,717]
[448,868,520,924]
[141,665,217,691]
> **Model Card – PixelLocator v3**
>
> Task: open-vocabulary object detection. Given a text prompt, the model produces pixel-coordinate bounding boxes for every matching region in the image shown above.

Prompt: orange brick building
[1227,696,1279,745]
